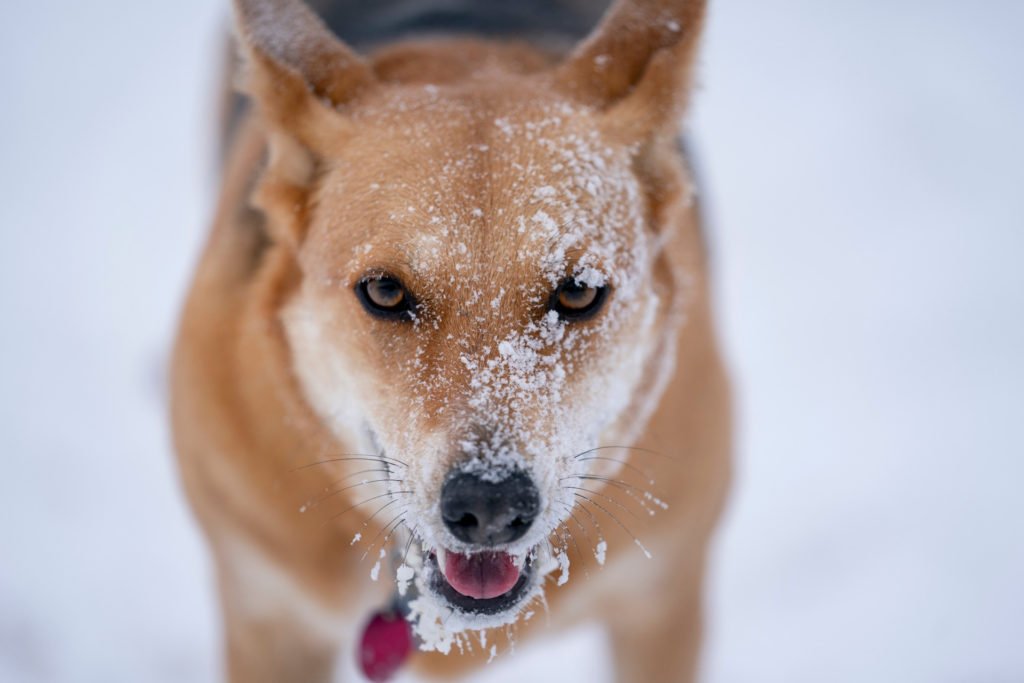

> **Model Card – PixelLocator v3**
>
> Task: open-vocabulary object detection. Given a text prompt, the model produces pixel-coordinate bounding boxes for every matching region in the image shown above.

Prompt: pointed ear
[233,0,373,247]
[234,0,373,138]
[554,0,707,139]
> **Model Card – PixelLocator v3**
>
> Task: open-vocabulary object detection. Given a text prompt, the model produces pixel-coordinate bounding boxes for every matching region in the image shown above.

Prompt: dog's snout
[440,470,540,546]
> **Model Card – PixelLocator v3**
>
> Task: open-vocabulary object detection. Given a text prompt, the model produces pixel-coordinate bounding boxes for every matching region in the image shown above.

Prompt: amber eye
[355,276,415,320]
[550,279,609,321]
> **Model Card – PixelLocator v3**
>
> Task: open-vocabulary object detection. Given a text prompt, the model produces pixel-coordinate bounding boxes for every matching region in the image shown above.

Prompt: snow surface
[2,1,1023,682]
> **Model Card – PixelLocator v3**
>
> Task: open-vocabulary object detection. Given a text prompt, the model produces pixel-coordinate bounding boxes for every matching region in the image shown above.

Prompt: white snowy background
[1,0,1022,681]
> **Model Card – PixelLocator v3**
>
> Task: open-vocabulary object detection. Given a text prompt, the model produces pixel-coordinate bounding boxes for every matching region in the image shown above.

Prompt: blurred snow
[1,1,1021,681]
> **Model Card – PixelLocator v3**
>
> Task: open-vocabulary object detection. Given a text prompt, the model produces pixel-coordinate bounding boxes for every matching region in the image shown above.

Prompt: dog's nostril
[450,513,479,529]
[440,470,540,546]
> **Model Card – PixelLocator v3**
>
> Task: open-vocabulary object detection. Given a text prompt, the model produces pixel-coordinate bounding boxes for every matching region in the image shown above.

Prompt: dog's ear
[233,0,374,247]
[234,0,372,138]
[555,0,707,141]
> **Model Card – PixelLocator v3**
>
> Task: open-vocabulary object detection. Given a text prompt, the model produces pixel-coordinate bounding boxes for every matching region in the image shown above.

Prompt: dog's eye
[356,276,415,320]
[551,279,608,321]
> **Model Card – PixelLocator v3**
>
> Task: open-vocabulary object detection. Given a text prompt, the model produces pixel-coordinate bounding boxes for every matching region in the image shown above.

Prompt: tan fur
[172,1,730,680]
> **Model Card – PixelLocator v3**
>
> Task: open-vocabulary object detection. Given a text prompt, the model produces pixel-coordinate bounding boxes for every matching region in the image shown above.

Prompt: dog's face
[283,86,663,621]
[236,0,705,636]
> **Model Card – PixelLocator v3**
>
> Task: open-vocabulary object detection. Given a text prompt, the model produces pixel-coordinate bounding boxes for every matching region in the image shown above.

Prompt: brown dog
[171,0,730,680]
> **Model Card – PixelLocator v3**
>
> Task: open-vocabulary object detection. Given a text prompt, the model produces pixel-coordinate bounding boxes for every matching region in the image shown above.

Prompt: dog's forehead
[319,86,646,294]
[291,86,661,484]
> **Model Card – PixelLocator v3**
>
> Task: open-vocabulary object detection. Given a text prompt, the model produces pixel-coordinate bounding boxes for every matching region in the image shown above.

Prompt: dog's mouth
[425,547,534,615]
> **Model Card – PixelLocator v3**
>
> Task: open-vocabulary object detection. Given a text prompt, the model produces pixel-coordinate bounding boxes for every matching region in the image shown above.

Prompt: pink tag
[358,609,413,682]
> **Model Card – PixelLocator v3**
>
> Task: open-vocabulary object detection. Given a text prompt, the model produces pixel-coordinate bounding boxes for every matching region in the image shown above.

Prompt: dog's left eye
[550,279,608,321]
[355,276,415,320]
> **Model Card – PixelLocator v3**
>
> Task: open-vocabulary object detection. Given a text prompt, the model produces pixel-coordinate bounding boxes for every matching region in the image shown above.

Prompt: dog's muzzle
[427,469,541,613]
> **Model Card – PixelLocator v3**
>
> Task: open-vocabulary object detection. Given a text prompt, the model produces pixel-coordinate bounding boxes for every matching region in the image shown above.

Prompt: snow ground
[1,1,1022,681]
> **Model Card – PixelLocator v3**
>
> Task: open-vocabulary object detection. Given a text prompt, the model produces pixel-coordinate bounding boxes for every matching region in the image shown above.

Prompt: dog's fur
[171,0,731,680]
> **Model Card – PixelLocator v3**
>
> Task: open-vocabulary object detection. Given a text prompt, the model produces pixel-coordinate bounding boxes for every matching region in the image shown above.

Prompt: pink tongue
[443,551,520,600]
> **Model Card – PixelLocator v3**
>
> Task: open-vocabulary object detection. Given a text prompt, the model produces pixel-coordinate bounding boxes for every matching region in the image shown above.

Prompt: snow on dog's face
[282,88,664,633]
[234,0,706,648]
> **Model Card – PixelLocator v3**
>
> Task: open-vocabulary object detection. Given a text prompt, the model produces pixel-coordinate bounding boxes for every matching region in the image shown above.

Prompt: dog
[171,0,731,680]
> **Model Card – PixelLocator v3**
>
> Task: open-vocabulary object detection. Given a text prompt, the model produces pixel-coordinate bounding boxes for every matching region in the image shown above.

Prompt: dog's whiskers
[563,472,656,494]
[555,500,605,566]
[289,454,409,472]
[382,518,410,555]
[358,508,409,563]
[547,526,568,556]
[572,445,672,462]
[562,485,644,521]
[552,520,588,578]
[401,524,420,566]
[561,473,668,515]
[324,466,393,484]
[306,477,405,511]
[560,502,597,553]
[346,497,404,543]
[569,497,605,542]
[572,492,652,559]
[320,490,411,528]
[575,455,655,482]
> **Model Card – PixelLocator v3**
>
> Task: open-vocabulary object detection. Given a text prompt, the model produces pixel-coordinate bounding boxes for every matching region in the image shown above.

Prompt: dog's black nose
[440,470,540,546]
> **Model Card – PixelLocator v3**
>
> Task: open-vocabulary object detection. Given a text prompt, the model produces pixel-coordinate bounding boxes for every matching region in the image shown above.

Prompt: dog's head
[234,0,706,636]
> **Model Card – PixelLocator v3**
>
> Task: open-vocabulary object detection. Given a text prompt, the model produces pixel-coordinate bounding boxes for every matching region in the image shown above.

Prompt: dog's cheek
[605,286,678,450]
[280,291,378,451]
[370,427,454,547]
[577,285,663,439]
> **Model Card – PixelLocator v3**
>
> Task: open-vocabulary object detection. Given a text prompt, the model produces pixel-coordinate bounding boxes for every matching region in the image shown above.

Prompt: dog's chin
[423,546,537,617]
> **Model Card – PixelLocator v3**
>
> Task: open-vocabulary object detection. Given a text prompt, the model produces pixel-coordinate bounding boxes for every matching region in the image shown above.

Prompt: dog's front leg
[606,557,706,683]
[221,605,341,683]
[215,547,347,683]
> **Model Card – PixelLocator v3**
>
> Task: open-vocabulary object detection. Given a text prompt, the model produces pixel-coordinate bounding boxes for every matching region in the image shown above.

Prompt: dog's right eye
[355,276,415,321]
[550,279,609,321]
